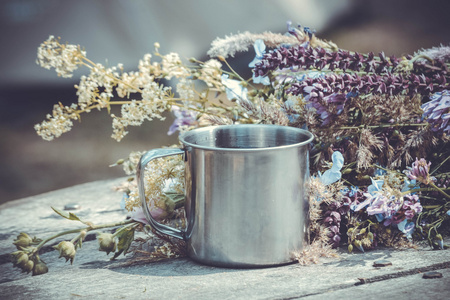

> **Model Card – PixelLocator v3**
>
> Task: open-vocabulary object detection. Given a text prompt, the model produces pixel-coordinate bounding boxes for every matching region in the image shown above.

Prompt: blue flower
[221,74,249,103]
[447,210,450,216]
[367,178,384,194]
[349,186,359,197]
[319,151,344,185]
[397,219,415,239]
[249,39,270,85]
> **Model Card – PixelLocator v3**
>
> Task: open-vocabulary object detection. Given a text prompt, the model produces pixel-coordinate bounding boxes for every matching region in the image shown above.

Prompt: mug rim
[179,124,314,152]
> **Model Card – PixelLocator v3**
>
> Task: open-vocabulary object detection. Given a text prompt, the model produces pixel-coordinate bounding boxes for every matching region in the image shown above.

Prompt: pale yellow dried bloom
[111,82,170,141]
[176,78,195,100]
[207,31,337,59]
[198,59,223,88]
[207,31,298,58]
[36,36,86,78]
[292,240,338,265]
[34,104,78,141]
[161,53,190,79]
[356,129,384,169]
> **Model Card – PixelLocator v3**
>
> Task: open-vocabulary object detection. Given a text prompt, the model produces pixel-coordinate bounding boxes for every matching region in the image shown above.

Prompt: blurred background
[1,0,449,204]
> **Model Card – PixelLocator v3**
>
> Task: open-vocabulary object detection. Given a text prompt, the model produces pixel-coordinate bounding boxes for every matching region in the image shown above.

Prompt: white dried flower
[161,53,190,79]
[199,59,223,88]
[36,36,86,78]
[34,104,78,141]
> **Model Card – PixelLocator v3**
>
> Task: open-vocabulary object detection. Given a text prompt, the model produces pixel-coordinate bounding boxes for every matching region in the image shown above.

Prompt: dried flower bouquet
[11,23,449,276]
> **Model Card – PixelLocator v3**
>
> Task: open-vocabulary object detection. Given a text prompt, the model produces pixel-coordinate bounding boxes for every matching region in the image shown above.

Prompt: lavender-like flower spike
[421,90,450,134]
[253,44,401,78]
[404,158,436,185]
[287,71,449,125]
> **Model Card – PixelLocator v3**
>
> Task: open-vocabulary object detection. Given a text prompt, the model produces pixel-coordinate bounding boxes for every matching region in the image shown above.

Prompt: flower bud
[11,251,29,268]
[348,244,353,253]
[367,232,374,243]
[13,233,33,249]
[97,233,116,255]
[436,234,444,249]
[32,259,48,276]
[359,228,366,235]
[354,240,364,252]
[54,241,76,264]
[79,230,87,240]
[23,260,34,274]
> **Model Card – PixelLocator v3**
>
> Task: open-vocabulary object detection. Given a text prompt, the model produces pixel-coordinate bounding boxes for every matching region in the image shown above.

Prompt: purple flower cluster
[421,90,450,134]
[253,45,400,77]
[251,43,449,125]
[288,72,448,125]
[402,194,423,220]
[323,197,351,248]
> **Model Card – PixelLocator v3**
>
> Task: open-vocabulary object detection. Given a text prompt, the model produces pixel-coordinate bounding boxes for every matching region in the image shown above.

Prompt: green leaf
[51,207,82,222]
[111,227,135,260]
[163,191,185,208]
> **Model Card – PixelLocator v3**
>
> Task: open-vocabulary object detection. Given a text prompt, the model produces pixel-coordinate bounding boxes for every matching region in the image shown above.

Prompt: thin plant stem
[32,219,136,254]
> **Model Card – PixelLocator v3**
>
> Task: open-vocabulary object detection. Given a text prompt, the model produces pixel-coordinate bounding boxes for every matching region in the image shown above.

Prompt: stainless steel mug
[137,124,314,267]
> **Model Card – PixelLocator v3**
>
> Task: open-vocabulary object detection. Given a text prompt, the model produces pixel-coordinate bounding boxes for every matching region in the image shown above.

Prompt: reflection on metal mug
[137,124,314,267]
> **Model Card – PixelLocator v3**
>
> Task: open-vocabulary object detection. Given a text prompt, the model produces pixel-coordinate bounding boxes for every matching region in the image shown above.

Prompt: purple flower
[404,158,436,185]
[402,194,423,219]
[421,90,450,134]
[168,106,198,135]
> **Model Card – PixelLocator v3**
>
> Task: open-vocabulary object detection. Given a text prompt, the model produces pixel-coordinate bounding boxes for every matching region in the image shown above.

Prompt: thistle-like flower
[53,241,76,264]
[404,158,436,185]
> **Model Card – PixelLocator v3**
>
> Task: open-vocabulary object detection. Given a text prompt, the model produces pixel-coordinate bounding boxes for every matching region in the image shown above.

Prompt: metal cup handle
[137,148,186,240]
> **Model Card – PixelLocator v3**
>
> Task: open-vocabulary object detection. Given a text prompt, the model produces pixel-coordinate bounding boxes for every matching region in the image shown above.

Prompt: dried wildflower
[198,59,223,88]
[404,158,436,185]
[422,90,450,134]
[124,154,184,212]
[32,258,48,276]
[207,31,298,59]
[167,106,198,135]
[36,35,85,78]
[13,233,33,249]
[53,241,76,264]
[97,233,117,255]
[253,45,400,78]
[34,104,78,141]
[292,240,338,265]
[161,52,190,79]
[415,45,450,62]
